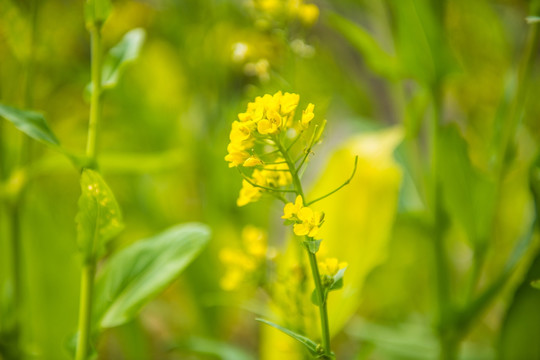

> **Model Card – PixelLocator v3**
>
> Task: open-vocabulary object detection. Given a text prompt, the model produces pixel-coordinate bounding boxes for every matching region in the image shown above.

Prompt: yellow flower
[301,103,315,128]
[318,258,347,277]
[297,3,319,26]
[293,206,324,237]
[237,179,262,206]
[282,195,303,219]
[280,92,300,114]
[229,121,252,143]
[225,148,250,168]
[261,161,291,187]
[242,225,267,258]
[257,109,281,135]
[243,155,263,167]
[219,247,257,291]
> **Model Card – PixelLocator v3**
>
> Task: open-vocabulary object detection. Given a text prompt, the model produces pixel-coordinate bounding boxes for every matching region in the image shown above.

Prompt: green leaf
[303,239,322,254]
[526,16,540,24]
[531,279,540,290]
[76,169,123,261]
[176,336,255,360]
[86,28,146,96]
[326,12,401,80]
[438,125,496,249]
[329,267,347,292]
[256,318,319,356]
[85,0,112,27]
[0,104,60,147]
[93,223,210,329]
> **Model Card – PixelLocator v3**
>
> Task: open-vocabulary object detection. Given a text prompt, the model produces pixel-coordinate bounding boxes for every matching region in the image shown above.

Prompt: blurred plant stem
[4,1,39,359]
[276,138,333,359]
[76,23,103,360]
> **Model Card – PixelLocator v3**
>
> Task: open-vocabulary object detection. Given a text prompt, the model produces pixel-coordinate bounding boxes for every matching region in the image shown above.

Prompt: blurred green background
[1,0,540,359]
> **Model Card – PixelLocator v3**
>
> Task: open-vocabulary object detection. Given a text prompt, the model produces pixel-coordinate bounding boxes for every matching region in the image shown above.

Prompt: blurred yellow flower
[243,155,263,167]
[318,258,347,277]
[242,225,268,258]
[301,103,315,128]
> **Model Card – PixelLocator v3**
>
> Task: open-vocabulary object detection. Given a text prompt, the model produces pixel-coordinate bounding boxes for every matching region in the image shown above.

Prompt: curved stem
[306,156,358,206]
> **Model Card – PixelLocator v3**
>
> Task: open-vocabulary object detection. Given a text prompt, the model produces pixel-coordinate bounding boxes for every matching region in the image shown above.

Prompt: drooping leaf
[93,223,210,329]
[256,318,319,356]
[76,169,123,261]
[84,0,111,27]
[0,104,60,147]
[326,12,401,80]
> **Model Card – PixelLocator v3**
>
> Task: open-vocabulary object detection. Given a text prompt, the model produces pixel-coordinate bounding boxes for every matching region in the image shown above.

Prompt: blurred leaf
[93,223,210,329]
[0,104,60,147]
[390,0,454,84]
[310,126,403,335]
[86,28,146,96]
[498,252,540,359]
[531,279,540,289]
[256,318,319,356]
[326,12,401,80]
[526,16,540,24]
[84,0,111,27]
[438,125,496,248]
[76,169,123,261]
[177,336,255,360]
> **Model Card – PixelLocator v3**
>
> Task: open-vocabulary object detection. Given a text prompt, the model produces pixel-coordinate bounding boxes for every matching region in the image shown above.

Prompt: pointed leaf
[76,169,123,260]
[93,223,210,329]
[256,318,319,355]
[0,104,60,147]
[303,239,322,254]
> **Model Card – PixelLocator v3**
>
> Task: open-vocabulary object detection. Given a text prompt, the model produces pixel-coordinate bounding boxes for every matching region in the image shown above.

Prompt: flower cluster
[282,195,324,237]
[318,258,347,288]
[219,226,273,290]
[225,91,317,207]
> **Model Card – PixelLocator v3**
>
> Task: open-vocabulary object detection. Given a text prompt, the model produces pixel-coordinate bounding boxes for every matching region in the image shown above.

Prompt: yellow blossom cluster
[318,258,348,277]
[226,91,318,207]
[282,195,324,237]
[252,0,319,27]
[220,226,271,290]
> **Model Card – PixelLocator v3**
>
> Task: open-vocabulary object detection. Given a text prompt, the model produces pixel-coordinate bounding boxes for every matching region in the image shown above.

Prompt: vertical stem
[76,24,103,360]
[86,28,103,161]
[307,250,332,358]
[276,138,333,358]
[75,263,96,360]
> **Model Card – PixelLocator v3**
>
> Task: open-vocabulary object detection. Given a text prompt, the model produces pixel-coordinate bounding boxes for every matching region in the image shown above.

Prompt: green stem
[307,250,332,358]
[430,86,456,359]
[75,263,96,360]
[276,137,333,358]
[75,24,103,360]
[86,28,103,161]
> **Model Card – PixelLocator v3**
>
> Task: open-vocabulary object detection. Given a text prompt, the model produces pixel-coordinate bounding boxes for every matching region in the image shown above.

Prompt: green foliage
[84,0,111,28]
[76,169,124,261]
[92,223,210,329]
[256,318,320,356]
[0,104,60,147]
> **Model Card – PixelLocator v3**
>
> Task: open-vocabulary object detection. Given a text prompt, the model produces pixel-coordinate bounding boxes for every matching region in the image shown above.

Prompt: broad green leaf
[84,0,111,27]
[256,318,319,356]
[86,28,146,95]
[93,223,210,329]
[76,169,123,260]
[310,126,403,335]
[438,125,496,248]
[0,104,60,147]
[326,12,401,80]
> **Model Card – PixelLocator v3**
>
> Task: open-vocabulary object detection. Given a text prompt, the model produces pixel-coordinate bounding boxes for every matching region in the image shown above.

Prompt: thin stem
[306,156,358,206]
[75,263,96,360]
[238,170,296,193]
[86,28,103,161]
[275,137,332,358]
